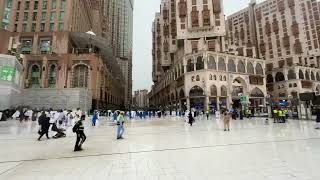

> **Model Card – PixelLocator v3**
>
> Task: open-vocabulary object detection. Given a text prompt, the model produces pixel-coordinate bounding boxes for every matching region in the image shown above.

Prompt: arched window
[247,62,254,74]
[317,73,320,81]
[191,76,195,82]
[221,86,227,96]
[208,56,216,69]
[209,74,213,80]
[275,72,285,82]
[196,56,204,70]
[31,65,40,88]
[289,84,292,88]
[299,70,304,79]
[73,64,89,88]
[48,64,57,88]
[187,59,194,72]
[311,72,315,81]
[196,75,200,81]
[287,69,296,80]
[256,63,264,75]
[305,71,310,80]
[210,85,217,96]
[237,60,246,73]
[267,74,274,83]
[250,87,264,97]
[219,75,222,81]
[189,86,204,97]
[228,58,236,72]
[223,76,227,81]
[293,83,297,87]
[218,57,226,71]
[213,75,217,80]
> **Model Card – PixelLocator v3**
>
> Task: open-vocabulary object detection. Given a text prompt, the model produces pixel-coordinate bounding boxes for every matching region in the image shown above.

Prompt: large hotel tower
[149,0,267,111]
[226,0,320,106]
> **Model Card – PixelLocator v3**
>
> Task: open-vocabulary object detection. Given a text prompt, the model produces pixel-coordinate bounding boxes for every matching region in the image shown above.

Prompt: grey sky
[132,0,263,92]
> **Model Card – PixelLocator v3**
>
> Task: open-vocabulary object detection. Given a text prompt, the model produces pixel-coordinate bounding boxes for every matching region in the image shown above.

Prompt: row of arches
[191,74,228,82]
[28,64,90,88]
[267,69,320,83]
[186,56,264,75]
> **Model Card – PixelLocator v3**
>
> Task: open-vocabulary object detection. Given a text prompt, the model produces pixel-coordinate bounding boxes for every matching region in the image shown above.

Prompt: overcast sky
[132,0,264,92]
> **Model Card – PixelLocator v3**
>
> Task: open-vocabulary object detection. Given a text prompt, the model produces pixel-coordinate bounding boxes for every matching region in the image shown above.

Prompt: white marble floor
[0,116,320,180]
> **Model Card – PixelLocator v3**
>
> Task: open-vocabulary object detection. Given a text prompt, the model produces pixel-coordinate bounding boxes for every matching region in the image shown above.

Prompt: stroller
[52,123,66,138]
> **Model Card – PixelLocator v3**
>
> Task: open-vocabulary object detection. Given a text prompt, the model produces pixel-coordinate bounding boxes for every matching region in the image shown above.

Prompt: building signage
[0,66,16,82]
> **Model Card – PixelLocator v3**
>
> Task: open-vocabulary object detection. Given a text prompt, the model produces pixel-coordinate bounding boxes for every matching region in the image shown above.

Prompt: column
[187,98,190,110]
[205,96,209,111]
[217,97,220,111]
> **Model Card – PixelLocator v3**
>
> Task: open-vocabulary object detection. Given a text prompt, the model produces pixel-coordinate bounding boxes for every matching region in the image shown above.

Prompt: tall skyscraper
[105,0,133,109]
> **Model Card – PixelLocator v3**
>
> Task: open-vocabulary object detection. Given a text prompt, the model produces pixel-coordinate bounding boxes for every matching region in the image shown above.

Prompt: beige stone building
[133,89,149,109]
[226,0,320,104]
[149,0,268,112]
[0,0,125,111]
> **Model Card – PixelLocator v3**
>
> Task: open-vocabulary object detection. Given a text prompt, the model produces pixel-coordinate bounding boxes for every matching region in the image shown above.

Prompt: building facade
[133,89,149,109]
[103,0,133,109]
[226,0,320,103]
[149,0,268,112]
[0,0,125,111]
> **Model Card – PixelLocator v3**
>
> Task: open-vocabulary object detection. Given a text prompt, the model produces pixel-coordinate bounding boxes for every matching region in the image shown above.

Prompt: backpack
[72,122,80,133]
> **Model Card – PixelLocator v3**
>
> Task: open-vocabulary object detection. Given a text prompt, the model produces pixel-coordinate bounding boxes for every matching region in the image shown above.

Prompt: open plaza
[0,116,320,180]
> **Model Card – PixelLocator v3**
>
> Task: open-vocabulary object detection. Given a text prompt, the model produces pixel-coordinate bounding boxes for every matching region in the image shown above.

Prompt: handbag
[38,127,42,135]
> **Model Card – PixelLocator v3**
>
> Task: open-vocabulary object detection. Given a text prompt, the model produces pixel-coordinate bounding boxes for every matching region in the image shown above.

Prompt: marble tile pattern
[0,116,320,180]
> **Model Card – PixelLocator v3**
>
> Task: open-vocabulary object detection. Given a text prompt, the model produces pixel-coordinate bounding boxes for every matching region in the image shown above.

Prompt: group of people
[272,108,289,123]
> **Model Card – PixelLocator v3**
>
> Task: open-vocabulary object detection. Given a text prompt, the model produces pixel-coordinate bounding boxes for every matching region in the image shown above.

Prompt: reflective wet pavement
[0,116,320,180]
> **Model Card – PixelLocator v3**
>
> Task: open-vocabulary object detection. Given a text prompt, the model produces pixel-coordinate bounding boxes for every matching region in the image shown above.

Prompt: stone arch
[287,69,296,80]
[189,86,204,97]
[275,72,285,82]
[299,69,304,79]
[232,77,248,97]
[179,89,185,99]
[209,74,213,80]
[250,87,264,97]
[171,93,175,102]
[208,56,216,69]
[267,74,274,83]
[72,64,90,88]
[228,58,236,72]
[316,85,320,93]
[247,61,254,74]
[220,85,227,96]
[305,70,310,80]
[311,71,315,81]
[210,85,217,96]
[48,64,57,88]
[218,57,226,71]
[187,59,193,72]
[196,56,204,70]
[196,75,200,81]
[255,63,264,75]
[30,64,41,88]
[237,60,246,73]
